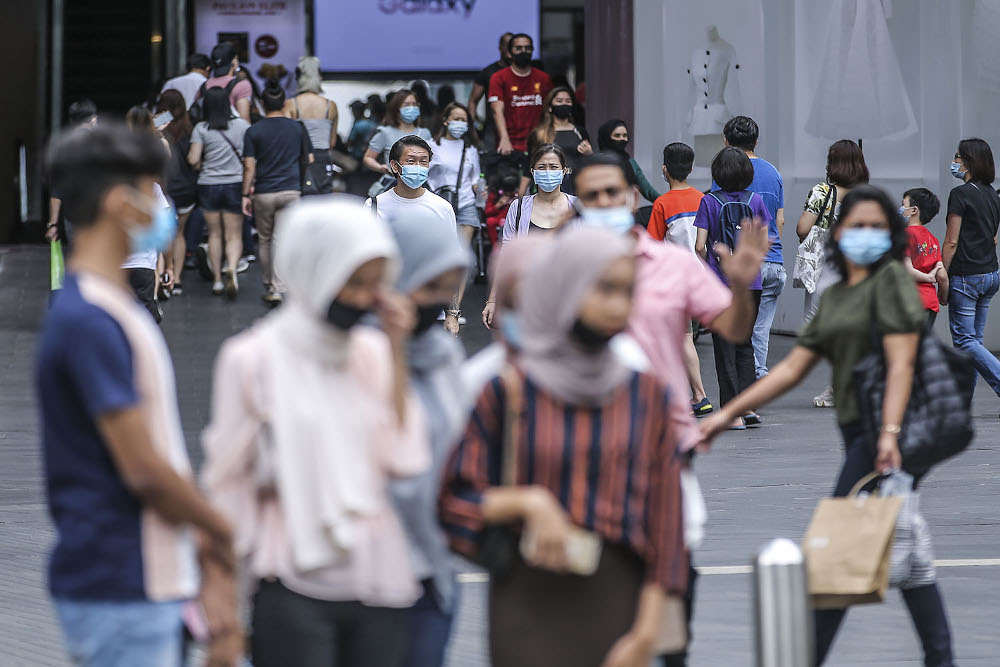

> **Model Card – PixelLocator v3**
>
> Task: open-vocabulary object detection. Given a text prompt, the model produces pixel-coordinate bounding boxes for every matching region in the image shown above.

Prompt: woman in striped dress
[439,226,687,667]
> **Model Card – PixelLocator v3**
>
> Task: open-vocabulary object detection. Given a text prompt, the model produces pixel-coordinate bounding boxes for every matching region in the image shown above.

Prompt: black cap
[210,43,236,75]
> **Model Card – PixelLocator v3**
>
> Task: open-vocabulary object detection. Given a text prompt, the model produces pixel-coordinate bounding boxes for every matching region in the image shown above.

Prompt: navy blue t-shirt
[243,116,313,194]
[37,275,145,599]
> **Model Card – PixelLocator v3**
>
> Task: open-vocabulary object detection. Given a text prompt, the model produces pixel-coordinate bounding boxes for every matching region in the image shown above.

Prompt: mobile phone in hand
[153,110,174,129]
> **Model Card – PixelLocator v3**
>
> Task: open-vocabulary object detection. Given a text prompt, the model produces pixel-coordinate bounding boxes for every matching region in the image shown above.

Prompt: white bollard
[754,538,813,667]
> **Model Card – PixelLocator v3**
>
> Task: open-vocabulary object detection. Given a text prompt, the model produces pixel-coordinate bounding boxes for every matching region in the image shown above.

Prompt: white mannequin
[687,25,742,165]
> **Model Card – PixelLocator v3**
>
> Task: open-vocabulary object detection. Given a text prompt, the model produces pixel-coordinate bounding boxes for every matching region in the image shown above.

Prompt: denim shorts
[198,182,242,214]
[456,203,481,228]
[55,598,183,667]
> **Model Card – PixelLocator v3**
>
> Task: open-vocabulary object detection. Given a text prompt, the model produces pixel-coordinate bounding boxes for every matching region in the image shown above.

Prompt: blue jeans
[55,599,183,667]
[402,579,457,667]
[948,270,1000,395]
[752,262,787,378]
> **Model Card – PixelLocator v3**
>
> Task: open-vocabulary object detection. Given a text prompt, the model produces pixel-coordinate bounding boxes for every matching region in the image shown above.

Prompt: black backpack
[707,191,754,252]
[188,78,239,126]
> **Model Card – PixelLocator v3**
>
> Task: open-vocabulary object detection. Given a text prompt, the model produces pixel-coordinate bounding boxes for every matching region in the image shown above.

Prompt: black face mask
[326,299,370,331]
[551,104,574,120]
[608,138,629,154]
[512,52,532,68]
[570,318,615,352]
[414,303,447,335]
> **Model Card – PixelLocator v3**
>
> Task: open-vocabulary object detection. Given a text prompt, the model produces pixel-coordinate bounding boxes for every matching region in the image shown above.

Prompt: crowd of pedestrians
[35,31,1000,667]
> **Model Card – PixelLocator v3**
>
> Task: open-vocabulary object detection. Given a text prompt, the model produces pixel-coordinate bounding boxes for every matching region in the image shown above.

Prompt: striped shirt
[439,368,688,595]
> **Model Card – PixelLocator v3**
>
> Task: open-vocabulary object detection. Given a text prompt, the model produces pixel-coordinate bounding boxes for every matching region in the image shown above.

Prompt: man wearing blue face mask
[37,123,242,667]
[572,152,769,667]
[366,136,461,332]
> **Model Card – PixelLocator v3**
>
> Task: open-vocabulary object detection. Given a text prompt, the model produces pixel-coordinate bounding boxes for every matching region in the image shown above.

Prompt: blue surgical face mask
[396,164,429,189]
[128,191,177,253]
[951,161,964,179]
[448,121,468,139]
[898,206,911,222]
[499,312,523,350]
[577,195,636,235]
[838,227,892,266]
[400,106,421,124]
[532,169,564,192]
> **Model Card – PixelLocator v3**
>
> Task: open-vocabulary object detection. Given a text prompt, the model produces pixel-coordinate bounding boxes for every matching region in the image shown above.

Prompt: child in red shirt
[901,187,949,325]
[484,170,521,245]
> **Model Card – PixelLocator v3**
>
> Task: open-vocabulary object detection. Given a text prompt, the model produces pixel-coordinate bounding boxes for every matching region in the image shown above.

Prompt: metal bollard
[753,538,813,667]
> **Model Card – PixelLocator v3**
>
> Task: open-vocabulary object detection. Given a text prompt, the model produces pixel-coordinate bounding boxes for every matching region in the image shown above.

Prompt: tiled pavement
[1,244,997,666]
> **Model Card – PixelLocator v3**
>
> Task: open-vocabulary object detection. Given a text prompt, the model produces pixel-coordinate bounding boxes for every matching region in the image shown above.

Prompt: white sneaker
[237,257,250,274]
[212,281,224,295]
[813,386,835,408]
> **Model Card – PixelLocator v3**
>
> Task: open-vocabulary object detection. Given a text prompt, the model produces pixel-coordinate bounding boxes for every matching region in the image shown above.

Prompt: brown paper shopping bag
[802,472,902,610]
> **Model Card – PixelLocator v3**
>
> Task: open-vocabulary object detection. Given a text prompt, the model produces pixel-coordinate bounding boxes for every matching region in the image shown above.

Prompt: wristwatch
[880,424,902,435]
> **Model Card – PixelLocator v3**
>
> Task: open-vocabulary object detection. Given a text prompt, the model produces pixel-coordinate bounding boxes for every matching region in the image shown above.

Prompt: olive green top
[798,260,926,425]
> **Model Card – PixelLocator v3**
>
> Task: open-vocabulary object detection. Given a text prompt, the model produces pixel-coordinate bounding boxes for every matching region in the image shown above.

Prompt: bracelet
[880,424,902,435]
[242,193,252,197]
[486,300,496,304]
[446,309,461,318]
[47,222,58,228]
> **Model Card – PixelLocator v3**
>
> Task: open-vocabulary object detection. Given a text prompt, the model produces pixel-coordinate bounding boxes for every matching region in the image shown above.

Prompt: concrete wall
[633,0,1000,347]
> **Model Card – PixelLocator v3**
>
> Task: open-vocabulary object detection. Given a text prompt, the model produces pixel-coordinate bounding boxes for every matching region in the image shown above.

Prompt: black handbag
[475,364,523,578]
[303,154,335,196]
[853,291,975,475]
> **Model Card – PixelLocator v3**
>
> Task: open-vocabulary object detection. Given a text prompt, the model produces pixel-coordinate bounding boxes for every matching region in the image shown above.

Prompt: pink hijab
[491,237,552,310]
[517,227,634,406]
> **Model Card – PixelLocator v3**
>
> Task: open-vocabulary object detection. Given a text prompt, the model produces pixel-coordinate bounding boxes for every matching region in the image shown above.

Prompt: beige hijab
[517,226,634,405]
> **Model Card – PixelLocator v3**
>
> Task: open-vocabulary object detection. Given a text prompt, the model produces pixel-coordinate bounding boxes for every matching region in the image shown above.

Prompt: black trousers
[127,268,159,323]
[814,423,954,666]
[251,579,412,667]
[711,290,761,407]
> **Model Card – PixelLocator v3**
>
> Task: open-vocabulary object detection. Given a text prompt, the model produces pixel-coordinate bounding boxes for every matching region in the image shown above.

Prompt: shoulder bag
[853,287,975,475]
[475,364,526,579]
[434,143,468,214]
[792,184,836,292]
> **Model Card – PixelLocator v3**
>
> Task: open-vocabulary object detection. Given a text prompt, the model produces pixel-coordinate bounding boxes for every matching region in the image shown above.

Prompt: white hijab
[263,195,400,571]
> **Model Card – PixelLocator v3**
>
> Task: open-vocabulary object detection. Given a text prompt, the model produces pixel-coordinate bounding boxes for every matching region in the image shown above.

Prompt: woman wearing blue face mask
[944,138,1000,400]
[700,186,955,667]
[364,89,434,195]
[429,102,482,244]
[482,144,577,328]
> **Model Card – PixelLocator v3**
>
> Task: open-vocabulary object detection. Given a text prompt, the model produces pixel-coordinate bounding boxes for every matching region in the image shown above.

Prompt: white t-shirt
[161,71,208,109]
[122,183,171,271]
[427,138,481,211]
[364,188,457,230]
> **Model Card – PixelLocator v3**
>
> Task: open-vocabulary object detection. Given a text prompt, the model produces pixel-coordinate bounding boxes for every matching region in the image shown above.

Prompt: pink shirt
[201,325,429,608]
[201,75,253,110]
[628,234,732,452]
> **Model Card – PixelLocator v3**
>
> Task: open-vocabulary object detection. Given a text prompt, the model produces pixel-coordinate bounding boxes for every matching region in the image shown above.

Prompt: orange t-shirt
[648,188,705,252]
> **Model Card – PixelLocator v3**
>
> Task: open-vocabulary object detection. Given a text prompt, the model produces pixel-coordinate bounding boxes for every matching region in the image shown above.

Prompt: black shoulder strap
[217,128,242,161]
[372,195,378,217]
[707,191,725,207]
[455,143,467,195]
[740,190,754,205]
[514,194,524,230]
[225,77,239,94]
